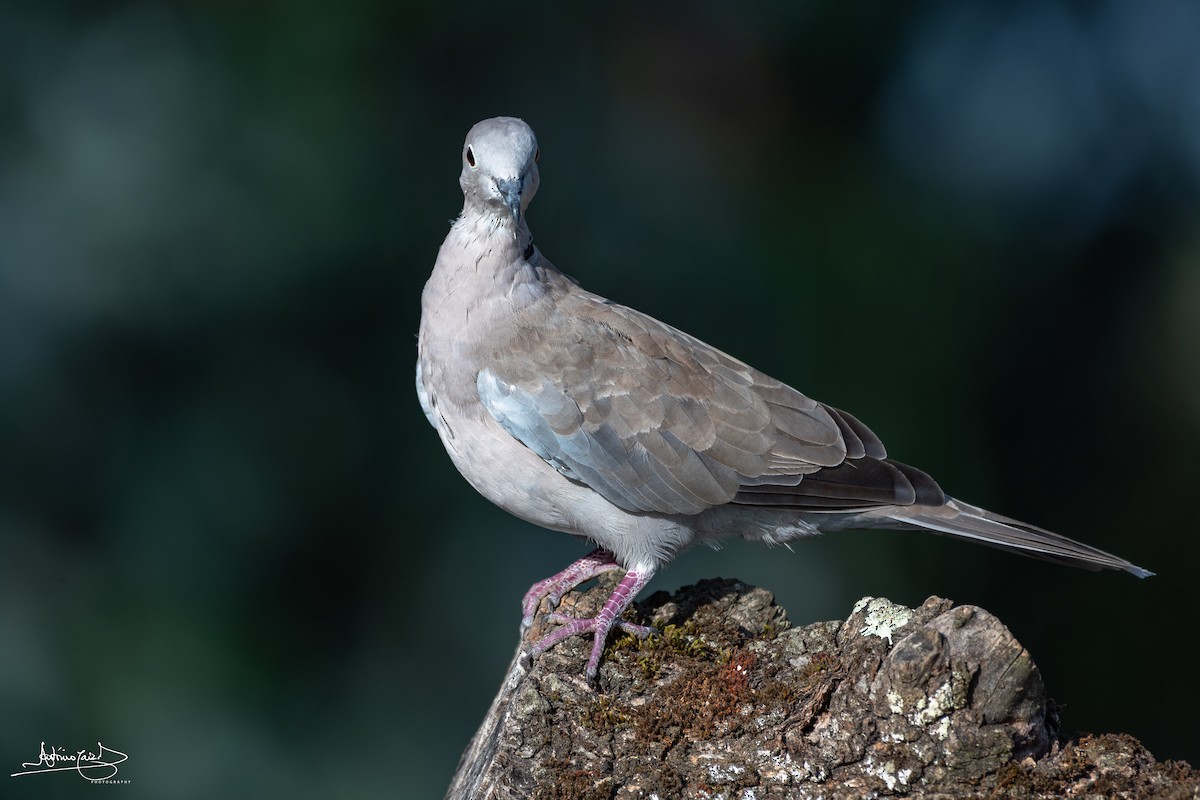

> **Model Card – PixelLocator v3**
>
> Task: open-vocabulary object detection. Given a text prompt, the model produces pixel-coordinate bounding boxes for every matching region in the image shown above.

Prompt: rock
[446,578,1198,799]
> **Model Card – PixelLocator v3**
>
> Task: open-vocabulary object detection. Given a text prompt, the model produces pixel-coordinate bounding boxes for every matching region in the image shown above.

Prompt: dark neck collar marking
[523,241,535,260]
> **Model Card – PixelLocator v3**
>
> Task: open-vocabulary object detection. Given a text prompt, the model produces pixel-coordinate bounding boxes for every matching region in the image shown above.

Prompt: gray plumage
[417,117,1152,680]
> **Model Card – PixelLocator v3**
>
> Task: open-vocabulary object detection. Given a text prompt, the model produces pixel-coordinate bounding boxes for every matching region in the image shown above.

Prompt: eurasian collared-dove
[417,116,1152,682]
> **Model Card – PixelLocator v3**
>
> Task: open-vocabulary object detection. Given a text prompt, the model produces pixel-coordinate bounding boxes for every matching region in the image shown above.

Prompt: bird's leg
[520,548,623,631]
[528,565,656,682]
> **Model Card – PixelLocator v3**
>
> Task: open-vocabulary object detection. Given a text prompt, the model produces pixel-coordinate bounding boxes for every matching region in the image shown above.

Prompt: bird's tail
[871,497,1154,578]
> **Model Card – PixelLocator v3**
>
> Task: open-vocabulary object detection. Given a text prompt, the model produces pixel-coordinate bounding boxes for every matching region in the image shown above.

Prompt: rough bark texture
[446,578,1198,799]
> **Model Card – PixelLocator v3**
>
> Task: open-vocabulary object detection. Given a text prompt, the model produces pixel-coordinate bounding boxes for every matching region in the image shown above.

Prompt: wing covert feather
[478,291,939,516]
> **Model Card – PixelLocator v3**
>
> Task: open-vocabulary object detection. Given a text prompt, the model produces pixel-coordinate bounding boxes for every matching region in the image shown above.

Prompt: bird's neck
[424,207,547,322]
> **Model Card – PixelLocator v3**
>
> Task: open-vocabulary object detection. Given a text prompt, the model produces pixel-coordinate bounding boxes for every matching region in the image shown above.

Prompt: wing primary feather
[823,405,887,459]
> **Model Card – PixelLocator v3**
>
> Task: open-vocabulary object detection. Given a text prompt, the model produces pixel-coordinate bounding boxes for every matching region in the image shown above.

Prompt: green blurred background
[3,2,1199,797]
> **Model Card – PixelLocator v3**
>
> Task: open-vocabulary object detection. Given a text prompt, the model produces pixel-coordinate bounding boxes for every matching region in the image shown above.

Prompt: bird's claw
[543,611,656,640]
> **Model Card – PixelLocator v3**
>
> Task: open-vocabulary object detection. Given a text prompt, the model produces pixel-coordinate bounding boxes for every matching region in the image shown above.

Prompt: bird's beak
[496,177,523,221]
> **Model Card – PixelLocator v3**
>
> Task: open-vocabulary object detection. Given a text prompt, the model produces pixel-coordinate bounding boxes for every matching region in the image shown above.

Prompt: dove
[416,116,1152,682]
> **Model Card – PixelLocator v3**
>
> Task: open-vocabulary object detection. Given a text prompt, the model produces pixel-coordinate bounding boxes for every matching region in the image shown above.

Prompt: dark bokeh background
[3,2,1199,797]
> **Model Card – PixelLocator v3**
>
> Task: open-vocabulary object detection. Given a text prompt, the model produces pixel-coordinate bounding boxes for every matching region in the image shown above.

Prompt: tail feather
[881,497,1154,578]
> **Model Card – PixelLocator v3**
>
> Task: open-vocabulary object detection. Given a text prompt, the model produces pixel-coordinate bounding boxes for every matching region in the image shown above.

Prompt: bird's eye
[466,146,476,168]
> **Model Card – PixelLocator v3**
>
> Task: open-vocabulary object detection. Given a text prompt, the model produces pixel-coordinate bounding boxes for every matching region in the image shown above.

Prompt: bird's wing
[478,290,942,516]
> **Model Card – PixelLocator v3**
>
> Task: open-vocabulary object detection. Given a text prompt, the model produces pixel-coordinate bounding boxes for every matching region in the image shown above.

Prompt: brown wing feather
[735,457,944,510]
[486,284,939,516]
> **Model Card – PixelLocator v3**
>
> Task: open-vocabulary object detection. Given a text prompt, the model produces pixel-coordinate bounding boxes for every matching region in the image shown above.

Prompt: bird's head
[459,116,540,224]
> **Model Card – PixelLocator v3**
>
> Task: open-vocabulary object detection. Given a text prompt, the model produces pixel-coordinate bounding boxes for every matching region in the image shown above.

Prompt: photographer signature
[11,741,128,781]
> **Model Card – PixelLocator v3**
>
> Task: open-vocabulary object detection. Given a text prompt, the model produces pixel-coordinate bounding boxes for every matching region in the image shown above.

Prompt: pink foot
[520,548,622,631]
[545,612,656,640]
[528,566,656,681]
